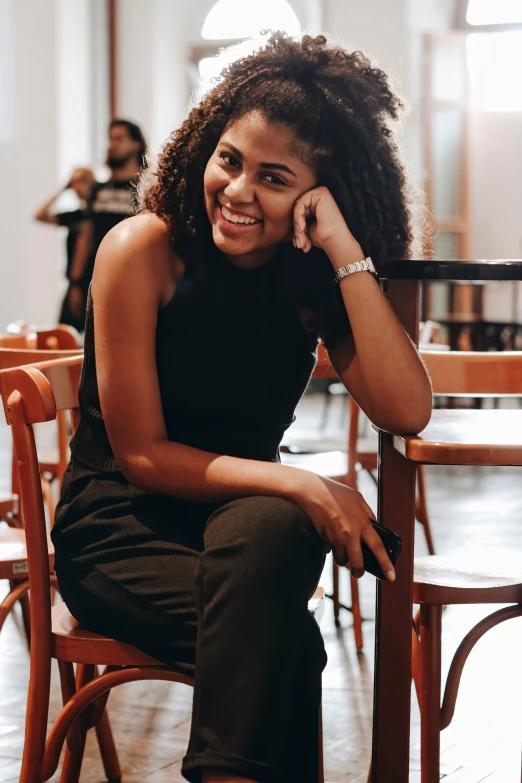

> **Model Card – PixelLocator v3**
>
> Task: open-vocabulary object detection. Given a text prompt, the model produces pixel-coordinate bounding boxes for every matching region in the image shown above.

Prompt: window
[466,0,522,26]
[467,30,522,111]
[201,0,300,40]
[197,0,301,95]
[465,0,522,111]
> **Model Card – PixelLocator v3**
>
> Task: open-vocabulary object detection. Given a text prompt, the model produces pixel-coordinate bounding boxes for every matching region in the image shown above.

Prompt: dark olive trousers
[54,471,327,783]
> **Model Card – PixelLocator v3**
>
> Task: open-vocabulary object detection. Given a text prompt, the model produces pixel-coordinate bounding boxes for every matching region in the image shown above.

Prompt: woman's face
[204,111,317,268]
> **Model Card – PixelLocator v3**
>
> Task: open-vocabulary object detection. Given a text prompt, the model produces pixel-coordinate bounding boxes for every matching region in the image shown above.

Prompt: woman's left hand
[292,186,363,262]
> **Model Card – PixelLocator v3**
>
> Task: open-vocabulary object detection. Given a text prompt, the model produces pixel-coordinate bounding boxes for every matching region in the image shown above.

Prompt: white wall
[117,0,190,153]
[0,0,61,327]
[0,0,98,328]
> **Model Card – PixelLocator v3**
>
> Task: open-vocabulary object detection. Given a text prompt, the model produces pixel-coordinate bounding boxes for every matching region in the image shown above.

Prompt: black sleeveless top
[71,242,350,472]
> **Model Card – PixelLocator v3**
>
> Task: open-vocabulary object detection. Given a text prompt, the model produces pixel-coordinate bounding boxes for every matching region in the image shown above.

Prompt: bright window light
[467,0,522,25]
[467,31,522,111]
[201,0,301,40]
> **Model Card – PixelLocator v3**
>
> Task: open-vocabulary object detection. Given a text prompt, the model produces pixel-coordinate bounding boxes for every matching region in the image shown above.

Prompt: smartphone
[361,520,402,580]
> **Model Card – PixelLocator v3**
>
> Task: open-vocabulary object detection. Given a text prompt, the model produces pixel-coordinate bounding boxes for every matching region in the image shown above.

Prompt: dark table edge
[383,259,522,281]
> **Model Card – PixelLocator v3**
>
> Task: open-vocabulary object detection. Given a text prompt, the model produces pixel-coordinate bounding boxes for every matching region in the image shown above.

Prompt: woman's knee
[204,495,325,573]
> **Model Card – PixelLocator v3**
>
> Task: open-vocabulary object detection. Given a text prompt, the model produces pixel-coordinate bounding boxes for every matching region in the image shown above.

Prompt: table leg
[371,278,419,782]
[371,432,417,782]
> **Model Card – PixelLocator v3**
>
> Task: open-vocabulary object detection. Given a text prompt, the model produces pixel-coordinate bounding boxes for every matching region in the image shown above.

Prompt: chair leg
[331,562,364,648]
[416,466,436,556]
[41,477,55,527]
[332,559,341,625]
[59,663,95,783]
[19,591,31,648]
[411,620,421,702]
[320,388,332,430]
[419,605,442,783]
[95,706,122,782]
[350,575,363,651]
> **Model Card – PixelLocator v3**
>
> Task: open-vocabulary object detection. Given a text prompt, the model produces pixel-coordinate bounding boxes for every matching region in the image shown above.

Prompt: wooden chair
[0,330,83,525]
[0,355,326,783]
[410,350,522,783]
[0,349,80,648]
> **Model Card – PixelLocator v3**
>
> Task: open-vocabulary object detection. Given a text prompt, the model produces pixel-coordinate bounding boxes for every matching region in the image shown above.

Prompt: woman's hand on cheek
[292,186,364,262]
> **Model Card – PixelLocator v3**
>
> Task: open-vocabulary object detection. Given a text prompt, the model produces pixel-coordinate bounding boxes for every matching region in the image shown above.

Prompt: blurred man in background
[65,118,147,327]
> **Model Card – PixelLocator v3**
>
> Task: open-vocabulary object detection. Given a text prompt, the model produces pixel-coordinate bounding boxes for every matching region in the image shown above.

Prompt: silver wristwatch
[334,257,377,284]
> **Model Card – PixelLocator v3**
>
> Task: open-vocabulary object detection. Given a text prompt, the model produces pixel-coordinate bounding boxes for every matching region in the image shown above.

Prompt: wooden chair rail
[439,604,522,731]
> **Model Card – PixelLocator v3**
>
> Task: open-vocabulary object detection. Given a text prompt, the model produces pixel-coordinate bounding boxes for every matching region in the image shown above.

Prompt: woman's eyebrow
[219,140,297,177]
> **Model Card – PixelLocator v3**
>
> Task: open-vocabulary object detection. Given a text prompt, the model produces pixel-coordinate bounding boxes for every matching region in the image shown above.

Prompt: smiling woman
[51,32,432,783]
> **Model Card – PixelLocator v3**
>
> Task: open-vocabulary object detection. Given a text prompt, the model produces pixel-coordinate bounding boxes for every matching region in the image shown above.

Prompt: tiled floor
[0,393,520,781]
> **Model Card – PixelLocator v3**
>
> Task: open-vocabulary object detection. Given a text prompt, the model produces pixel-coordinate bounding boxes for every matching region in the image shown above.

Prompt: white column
[0,0,61,327]
[0,0,98,328]
[55,0,94,179]
[117,0,190,154]
[150,0,190,151]
[116,0,154,143]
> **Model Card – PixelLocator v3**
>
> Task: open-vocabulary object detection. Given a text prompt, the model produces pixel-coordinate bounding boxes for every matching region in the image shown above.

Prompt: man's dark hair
[110,119,148,167]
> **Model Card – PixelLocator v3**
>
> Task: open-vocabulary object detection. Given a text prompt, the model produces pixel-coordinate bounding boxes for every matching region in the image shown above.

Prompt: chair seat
[0,526,54,580]
[414,553,522,605]
[51,602,162,666]
[51,587,327,666]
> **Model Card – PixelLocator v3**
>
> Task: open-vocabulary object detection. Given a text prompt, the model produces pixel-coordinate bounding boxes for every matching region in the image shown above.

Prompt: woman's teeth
[221,205,259,225]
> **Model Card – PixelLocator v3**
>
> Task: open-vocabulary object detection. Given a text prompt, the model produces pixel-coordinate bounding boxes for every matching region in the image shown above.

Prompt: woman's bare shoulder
[93,214,183,303]
[102,213,173,255]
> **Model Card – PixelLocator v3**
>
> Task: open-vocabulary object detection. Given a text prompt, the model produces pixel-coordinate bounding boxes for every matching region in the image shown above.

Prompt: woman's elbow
[373,396,433,435]
[115,452,154,490]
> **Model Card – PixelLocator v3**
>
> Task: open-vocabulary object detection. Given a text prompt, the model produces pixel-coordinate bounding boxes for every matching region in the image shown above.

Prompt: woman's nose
[223,173,254,203]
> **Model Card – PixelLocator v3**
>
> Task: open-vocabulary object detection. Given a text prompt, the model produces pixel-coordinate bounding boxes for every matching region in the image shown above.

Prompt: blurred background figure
[33,167,96,331]
[63,119,148,329]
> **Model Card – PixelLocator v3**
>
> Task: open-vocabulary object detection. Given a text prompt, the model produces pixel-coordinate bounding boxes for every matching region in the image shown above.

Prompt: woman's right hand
[292,472,396,581]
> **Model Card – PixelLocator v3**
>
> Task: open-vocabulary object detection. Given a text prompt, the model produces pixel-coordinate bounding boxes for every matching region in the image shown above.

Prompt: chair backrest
[0,347,84,491]
[0,347,82,372]
[421,351,522,396]
[0,356,83,647]
[313,345,522,485]
[0,324,81,352]
[36,325,82,350]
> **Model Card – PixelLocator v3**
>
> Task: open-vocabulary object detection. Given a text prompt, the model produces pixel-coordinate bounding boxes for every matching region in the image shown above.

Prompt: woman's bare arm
[325,266,432,435]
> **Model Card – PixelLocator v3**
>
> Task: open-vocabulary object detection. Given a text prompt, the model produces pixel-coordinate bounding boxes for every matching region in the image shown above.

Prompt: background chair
[0,348,80,648]
[410,350,522,782]
[0,328,83,525]
[0,355,326,783]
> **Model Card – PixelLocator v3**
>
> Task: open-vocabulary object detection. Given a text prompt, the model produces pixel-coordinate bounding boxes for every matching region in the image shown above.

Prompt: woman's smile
[216,203,262,236]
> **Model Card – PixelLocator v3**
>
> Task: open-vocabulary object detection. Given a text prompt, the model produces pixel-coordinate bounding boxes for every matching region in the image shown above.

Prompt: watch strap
[335,257,376,284]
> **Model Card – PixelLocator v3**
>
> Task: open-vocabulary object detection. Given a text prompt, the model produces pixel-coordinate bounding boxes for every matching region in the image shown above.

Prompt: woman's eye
[221,153,240,168]
[263,174,286,186]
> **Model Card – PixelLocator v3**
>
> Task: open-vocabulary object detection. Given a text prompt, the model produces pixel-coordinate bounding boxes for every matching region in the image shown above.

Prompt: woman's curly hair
[137,32,419,269]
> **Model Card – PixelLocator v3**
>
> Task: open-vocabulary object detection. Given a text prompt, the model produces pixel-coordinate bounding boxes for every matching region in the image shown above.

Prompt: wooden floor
[0,394,520,782]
